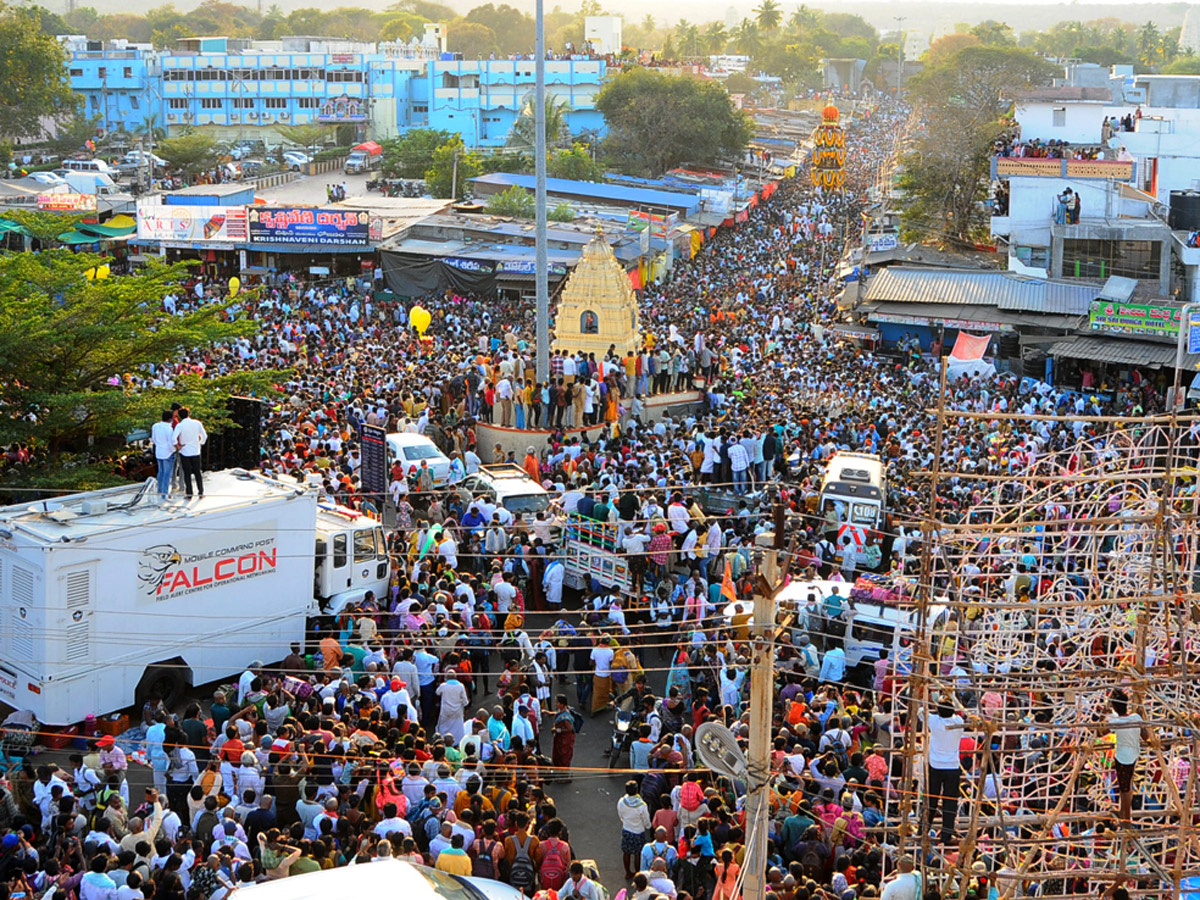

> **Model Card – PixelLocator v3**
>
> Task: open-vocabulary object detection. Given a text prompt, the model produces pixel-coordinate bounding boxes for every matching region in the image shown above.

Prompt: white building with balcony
[991,69,1200,301]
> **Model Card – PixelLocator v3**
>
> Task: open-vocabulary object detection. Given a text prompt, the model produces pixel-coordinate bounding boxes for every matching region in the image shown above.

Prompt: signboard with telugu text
[37,192,97,212]
[246,207,380,246]
[1088,299,1181,338]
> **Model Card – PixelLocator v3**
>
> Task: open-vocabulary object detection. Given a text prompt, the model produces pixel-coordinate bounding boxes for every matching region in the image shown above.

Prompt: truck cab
[313,506,390,614]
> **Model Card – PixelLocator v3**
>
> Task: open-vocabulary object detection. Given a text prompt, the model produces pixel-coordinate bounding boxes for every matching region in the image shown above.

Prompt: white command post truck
[0,469,390,725]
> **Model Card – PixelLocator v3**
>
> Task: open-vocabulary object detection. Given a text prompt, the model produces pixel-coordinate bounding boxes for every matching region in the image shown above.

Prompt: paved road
[251,170,373,205]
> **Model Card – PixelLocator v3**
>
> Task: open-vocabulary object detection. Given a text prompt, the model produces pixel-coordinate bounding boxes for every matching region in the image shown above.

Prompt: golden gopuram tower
[553,230,642,359]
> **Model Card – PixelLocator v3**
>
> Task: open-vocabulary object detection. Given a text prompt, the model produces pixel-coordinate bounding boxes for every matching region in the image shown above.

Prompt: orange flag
[721,559,737,604]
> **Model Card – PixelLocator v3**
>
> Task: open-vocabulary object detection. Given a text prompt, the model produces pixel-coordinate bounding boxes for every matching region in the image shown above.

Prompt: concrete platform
[476,390,703,462]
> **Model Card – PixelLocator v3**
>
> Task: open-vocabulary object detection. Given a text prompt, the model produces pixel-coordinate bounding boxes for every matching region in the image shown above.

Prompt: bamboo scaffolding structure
[902,384,1200,900]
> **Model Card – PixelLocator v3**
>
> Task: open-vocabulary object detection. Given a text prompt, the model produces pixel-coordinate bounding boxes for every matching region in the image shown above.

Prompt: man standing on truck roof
[172,407,208,500]
[151,410,175,499]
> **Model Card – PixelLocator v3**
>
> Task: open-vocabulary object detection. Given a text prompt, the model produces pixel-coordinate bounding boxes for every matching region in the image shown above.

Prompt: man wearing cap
[382,677,418,724]
[881,857,920,900]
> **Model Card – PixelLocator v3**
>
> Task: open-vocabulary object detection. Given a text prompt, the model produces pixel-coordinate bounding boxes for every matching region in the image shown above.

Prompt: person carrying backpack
[503,812,540,894]
[820,719,852,769]
[471,820,503,880]
[537,820,571,890]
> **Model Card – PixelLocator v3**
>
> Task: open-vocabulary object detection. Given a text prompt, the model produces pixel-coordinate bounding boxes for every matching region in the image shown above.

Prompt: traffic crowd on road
[0,97,1178,900]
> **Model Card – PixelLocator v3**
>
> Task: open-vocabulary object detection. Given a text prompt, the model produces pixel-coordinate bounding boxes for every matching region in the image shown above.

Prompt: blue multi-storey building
[63,33,608,149]
[62,37,160,135]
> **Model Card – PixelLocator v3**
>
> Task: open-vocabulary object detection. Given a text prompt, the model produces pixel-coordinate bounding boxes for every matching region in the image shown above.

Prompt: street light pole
[534,0,550,383]
[894,17,905,97]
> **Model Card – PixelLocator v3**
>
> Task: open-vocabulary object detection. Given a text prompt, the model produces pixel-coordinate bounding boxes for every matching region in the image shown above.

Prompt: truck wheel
[136,665,185,710]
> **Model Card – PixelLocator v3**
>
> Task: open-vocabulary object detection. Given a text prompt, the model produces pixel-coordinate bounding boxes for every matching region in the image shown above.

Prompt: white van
[62,158,120,179]
[767,578,948,668]
[819,451,888,531]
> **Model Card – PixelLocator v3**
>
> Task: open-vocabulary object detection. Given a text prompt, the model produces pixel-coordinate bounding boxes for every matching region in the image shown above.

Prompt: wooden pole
[743,523,783,900]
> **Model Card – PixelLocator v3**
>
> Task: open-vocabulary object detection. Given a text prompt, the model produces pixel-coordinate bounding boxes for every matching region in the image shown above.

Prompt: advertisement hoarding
[137,205,248,242]
[247,207,380,246]
[38,192,97,212]
[1088,299,1181,338]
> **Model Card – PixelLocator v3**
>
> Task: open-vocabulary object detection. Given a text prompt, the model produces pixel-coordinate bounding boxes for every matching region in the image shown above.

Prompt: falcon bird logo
[139,544,181,595]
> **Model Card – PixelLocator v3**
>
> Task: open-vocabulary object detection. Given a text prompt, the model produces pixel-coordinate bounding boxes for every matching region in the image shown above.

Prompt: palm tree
[1137,21,1161,64]
[789,3,818,29]
[753,0,782,30]
[507,93,573,152]
[641,14,655,33]
[734,18,762,56]
[133,113,167,144]
[676,19,701,58]
[704,21,729,54]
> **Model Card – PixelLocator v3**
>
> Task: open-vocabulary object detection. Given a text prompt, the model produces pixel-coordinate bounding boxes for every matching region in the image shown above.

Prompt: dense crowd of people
[0,94,1182,900]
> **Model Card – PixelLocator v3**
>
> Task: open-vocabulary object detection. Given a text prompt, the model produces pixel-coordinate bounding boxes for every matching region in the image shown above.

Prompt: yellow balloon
[228,276,240,297]
[96,264,110,280]
[410,305,432,335]
[84,267,95,281]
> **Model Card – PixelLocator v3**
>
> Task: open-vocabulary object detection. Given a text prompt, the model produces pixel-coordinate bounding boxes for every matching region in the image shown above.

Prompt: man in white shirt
[151,410,176,499]
[495,377,514,427]
[880,858,920,900]
[926,700,965,846]
[171,408,208,500]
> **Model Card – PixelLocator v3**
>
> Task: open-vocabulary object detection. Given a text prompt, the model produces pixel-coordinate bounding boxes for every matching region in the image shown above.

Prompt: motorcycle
[608,706,639,769]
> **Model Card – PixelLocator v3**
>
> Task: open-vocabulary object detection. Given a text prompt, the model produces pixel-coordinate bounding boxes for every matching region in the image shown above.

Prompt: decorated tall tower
[810,104,846,190]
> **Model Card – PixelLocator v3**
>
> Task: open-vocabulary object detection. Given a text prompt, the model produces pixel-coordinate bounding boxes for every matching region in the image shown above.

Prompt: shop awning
[0,218,28,236]
[831,322,881,341]
[57,230,103,245]
[77,221,136,238]
[242,242,374,254]
[862,301,1083,333]
[1050,335,1200,369]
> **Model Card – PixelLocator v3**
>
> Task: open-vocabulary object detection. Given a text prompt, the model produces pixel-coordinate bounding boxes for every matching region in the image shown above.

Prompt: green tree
[733,19,762,57]
[704,21,728,54]
[724,70,760,96]
[924,32,981,68]
[546,143,603,181]
[5,210,86,245]
[155,131,219,175]
[463,3,533,54]
[549,201,575,222]
[910,46,1054,120]
[478,150,532,174]
[899,45,1053,246]
[275,122,335,155]
[381,128,451,178]
[486,184,535,217]
[0,253,277,487]
[1163,56,1200,75]
[507,94,573,152]
[596,67,753,177]
[425,135,480,198]
[48,113,102,158]
[447,20,500,57]
[753,0,781,30]
[1137,21,1161,64]
[0,3,79,140]
[391,0,455,21]
[676,20,701,58]
[970,20,1016,47]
